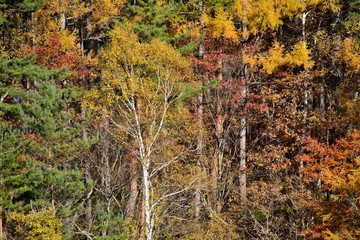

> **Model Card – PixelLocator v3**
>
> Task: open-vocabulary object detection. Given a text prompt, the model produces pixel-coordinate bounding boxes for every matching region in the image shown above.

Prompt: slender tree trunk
[79,17,84,57]
[300,3,308,171]
[100,119,111,237]
[320,85,325,118]
[239,80,247,203]
[31,12,37,46]
[0,206,3,240]
[194,0,204,219]
[83,111,93,230]
[239,7,248,203]
[314,84,326,195]
[195,94,203,219]
[143,161,153,240]
[85,159,93,229]
[212,58,224,211]
[139,184,145,240]
[126,147,138,217]
[60,13,66,31]
[134,101,154,240]
[212,100,220,202]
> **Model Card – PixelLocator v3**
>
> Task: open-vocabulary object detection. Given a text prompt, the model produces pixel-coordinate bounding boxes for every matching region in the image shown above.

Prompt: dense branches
[1,0,359,239]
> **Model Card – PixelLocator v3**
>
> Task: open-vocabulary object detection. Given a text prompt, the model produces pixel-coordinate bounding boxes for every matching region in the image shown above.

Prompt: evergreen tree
[128,0,179,42]
[0,0,44,24]
[0,57,94,238]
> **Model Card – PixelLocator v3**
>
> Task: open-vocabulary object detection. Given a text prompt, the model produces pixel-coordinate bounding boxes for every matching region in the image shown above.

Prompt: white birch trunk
[143,161,153,240]
[300,1,308,170]
[60,13,66,31]
[239,3,248,202]
[239,80,247,202]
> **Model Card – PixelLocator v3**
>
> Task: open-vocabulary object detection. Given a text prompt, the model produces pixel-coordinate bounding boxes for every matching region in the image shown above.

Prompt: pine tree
[127,0,179,42]
[0,56,93,238]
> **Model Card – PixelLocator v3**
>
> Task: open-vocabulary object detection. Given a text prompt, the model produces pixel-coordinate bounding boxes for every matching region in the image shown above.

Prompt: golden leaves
[202,10,239,41]
[145,38,190,72]
[248,40,314,74]
[288,41,314,69]
[336,38,360,75]
[6,208,63,240]
[58,30,78,52]
[234,0,298,35]
[91,0,126,28]
[232,0,340,37]
[83,24,191,118]
[306,0,341,13]
[247,0,283,35]
[258,41,286,74]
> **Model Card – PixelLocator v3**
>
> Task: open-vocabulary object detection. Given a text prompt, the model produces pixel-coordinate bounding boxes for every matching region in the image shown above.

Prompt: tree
[2,0,360,239]
[83,24,193,240]
[299,130,360,239]
[127,0,179,42]
[0,56,93,238]
[5,208,62,240]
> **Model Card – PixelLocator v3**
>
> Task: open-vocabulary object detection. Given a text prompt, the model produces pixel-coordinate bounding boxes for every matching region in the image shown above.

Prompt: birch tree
[83,25,191,240]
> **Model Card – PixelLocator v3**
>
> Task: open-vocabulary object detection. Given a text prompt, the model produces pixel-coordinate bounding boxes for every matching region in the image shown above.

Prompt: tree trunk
[194,0,204,219]
[143,161,153,240]
[320,84,325,118]
[100,119,111,237]
[300,5,308,171]
[239,82,247,203]
[139,185,145,240]
[85,159,93,229]
[212,59,224,210]
[195,94,203,219]
[239,8,248,203]
[83,112,93,230]
[126,148,139,217]
[31,12,37,46]
[0,206,3,240]
[314,84,326,195]
[60,13,66,31]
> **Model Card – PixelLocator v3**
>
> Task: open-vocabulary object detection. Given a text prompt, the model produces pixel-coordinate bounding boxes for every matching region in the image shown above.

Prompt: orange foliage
[299,130,360,239]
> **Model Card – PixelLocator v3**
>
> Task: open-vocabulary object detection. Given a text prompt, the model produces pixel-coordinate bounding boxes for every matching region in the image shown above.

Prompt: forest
[0,0,359,239]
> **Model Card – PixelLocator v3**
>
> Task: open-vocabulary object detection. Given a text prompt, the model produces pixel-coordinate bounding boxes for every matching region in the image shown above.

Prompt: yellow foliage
[45,0,88,17]
[286,41,314,69]
[91,0,126,27]
[202,9,239,40]
[233,0,299,35]
[83,24,190,118]
[325,230,343,240]
[244,55,258,69]
[331,157,360,202]
[179,214,238,239]
[325,229,359,240]
[306,0,340,13]
[232,0,340,36]
[248,0,283,35]
[233,0,250,20]
[175,21,202,38]
[44,0,89,24]
[145,38,190,70]
[6,208,62,240]
[58,30,78,52]
[259,41,286,74]
[336,38,360,75]
[279,0,305,17]
[256,40,313,74]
